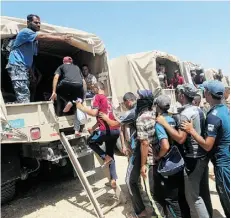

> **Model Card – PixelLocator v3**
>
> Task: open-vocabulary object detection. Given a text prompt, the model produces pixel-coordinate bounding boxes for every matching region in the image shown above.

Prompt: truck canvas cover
[0,16,116,143]
[109,50,181,103]
[1,16,105,55]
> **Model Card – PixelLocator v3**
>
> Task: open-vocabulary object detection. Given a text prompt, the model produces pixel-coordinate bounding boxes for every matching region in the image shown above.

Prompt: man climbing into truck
[6,14,71,103]
[76,82,120,188]
[50,56,87,136]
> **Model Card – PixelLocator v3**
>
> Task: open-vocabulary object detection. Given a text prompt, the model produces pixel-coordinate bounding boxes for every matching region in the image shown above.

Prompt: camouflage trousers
[6,63,30,103]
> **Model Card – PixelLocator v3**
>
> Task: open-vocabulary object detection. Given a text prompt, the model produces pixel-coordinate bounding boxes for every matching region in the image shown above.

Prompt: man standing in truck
[81,64,97,98]
[6,14,71,103]
[170,70,184,89]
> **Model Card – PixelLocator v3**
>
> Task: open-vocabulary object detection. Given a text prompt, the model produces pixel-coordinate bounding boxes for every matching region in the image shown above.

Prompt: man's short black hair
[123,92,136,102]
[179,90,194,103]
[211,93,222,100]
[82,64,89,68]
[27,14,40,22]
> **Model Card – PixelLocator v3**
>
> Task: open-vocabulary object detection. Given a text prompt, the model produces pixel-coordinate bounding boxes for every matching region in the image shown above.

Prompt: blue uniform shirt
[206,104,230,166]
[8,28,38,68]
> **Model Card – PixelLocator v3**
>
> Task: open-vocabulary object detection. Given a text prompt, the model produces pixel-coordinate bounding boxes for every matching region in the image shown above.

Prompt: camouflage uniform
[6,63,30,103]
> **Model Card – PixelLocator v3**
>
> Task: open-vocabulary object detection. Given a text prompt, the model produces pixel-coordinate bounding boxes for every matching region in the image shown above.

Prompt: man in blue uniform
[7,14,71,103]
[181,80,230,218]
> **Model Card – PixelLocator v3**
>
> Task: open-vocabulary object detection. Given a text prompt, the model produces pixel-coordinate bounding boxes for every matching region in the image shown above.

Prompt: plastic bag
[76,108,88,125]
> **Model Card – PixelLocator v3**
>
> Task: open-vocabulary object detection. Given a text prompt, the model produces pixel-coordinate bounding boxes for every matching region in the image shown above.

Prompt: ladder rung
[102,200,121,214]
[75,149,94,158]
[65,132,89,140]
[94,187,109,199]
[85,169,97,178]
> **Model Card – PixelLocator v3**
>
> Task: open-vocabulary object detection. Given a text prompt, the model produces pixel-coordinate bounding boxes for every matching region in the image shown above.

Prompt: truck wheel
[1,181,16,204]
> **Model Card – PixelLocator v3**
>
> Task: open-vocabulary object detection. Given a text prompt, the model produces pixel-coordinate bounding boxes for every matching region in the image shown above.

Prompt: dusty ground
[1,156,226,218]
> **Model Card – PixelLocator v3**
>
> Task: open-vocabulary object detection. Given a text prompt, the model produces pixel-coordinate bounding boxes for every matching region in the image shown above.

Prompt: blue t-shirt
[154,114,176,153]
[8,28,38,68]
[205,104,230,167]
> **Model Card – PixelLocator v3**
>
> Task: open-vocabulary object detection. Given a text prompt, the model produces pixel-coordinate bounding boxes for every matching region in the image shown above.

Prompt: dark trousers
[184,156,210,218]
[57,80,84,102]
[151,165,184,218]
[125,148,146,215]
[88,130,119,180]
[149,165,166,217]
[200,165,213,218]
[214,165,230,218]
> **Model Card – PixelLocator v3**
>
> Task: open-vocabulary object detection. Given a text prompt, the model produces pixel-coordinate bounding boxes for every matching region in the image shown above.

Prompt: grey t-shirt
[179,104,207,158]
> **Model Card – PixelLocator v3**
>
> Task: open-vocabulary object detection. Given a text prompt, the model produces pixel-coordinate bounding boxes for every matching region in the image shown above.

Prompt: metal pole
[60,132,104,218]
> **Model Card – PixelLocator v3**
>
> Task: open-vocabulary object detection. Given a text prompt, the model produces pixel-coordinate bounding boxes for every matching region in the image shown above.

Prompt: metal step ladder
[60,132,125,218]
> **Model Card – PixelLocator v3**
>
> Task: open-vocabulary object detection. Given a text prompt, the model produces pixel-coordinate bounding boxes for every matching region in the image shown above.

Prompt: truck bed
[0,97,113,144]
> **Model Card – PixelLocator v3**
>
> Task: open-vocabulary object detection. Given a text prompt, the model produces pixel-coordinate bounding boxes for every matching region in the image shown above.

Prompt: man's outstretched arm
[77,102,98,117]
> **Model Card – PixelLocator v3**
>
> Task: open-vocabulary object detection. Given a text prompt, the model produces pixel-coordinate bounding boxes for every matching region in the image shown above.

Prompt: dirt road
[1,156,226,218]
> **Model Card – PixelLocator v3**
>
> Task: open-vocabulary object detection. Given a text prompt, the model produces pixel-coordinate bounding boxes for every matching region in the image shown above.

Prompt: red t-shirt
[171,76,184,88]
[92,94,119,131]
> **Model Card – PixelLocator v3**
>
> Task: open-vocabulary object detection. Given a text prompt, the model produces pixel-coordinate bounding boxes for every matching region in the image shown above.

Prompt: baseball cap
[137,89,153,98]
[176,83,198,98]
[153,95,171,110]
[63,56,73,63]
[202,80,225,98]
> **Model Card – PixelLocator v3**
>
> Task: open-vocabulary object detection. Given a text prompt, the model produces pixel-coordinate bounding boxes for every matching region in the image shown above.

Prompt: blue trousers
[87,129,119,180]
[214,165,230,218]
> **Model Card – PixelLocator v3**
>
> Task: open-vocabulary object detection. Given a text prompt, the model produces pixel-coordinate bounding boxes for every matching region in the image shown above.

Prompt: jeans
[125,147,146,215]
[88,130,119,180]
[184,156,210,218]
[151,165,184,218]
[214,165,230,218]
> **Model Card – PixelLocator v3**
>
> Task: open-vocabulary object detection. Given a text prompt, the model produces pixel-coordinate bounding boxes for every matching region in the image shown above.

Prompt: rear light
[30,128,41,140]
[6,134,13,139]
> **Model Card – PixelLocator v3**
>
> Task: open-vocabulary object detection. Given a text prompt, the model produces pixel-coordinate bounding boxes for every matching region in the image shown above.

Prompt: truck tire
[1,181,16,204]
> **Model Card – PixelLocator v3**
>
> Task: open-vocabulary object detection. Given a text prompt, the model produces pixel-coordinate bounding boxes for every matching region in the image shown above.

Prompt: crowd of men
[6,14,230,218]
[95,82,230,218]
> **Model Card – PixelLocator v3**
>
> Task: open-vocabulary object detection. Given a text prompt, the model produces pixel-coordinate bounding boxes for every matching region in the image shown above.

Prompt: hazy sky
[2,1,230,75]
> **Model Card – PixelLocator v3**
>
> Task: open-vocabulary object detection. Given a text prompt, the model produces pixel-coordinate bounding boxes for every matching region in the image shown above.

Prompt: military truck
[109,50,183,112]
[181,61,229,87]
[204,68,229,87]
[0,16,117,204]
